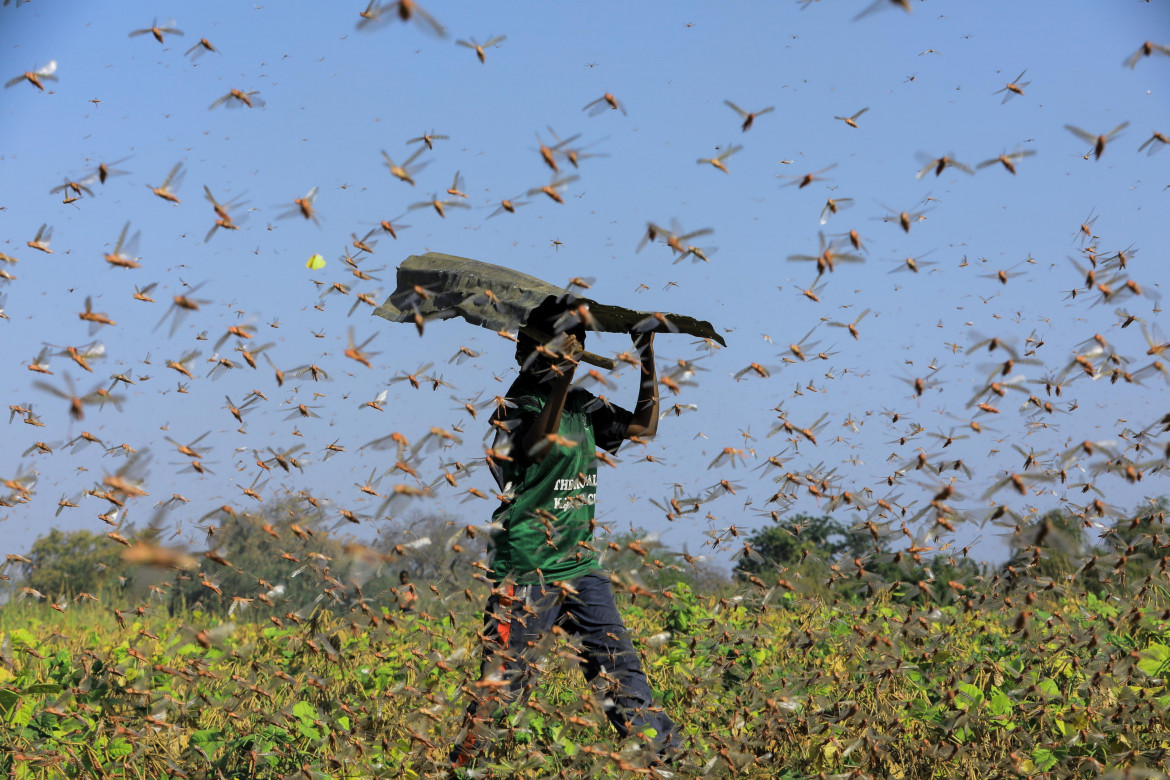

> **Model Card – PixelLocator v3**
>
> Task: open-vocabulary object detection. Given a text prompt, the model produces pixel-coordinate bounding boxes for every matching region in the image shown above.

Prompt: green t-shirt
[488,383,631,585]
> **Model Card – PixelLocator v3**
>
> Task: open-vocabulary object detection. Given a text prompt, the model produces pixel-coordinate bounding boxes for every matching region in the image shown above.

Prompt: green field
[3,576,1169,779]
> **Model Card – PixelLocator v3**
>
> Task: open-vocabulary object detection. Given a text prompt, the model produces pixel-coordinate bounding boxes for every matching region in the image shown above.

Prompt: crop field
[4,1,1170,779]
[3,570,1170,779]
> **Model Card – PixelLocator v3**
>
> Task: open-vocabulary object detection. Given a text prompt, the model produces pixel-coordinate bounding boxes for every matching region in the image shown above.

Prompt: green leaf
[10,697,36,729]
[0,688,19,717]
[107,737,133,760]
[955,683,983,710]
[191,728,224,746]
[6,629,36,648]
[291,700,319,722]
[989,689,1013,717]
[1138,643,1170,677]
[22,682,60,696]
[1037,678,1061,698]
[1031,747,1057,772]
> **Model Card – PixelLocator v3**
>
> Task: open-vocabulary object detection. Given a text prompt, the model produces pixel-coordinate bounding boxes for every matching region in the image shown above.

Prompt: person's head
[515,295,587,371]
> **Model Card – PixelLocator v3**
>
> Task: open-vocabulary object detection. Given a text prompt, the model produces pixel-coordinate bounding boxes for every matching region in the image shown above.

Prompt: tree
[733,512,986,604]
[732,513,856,581]
[1075,497,1168,593]
[166,493,367,617]
[17,526,158,600]
[160,501,498,619]
[1001,508,1088,584]
[372,510,488,589]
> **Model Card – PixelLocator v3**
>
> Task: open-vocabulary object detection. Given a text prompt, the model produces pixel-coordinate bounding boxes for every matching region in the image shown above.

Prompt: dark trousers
[450,571,677,767]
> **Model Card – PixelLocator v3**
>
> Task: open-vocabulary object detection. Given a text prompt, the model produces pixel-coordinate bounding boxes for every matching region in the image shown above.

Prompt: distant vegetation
[13,495,1164,615]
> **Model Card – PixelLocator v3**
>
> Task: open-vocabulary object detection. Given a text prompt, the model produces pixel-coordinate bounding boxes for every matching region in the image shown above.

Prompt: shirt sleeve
[586,395,633,454]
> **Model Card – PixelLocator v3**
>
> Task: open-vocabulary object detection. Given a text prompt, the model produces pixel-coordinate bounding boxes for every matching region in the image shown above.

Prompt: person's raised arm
[625,331,658,439]
[521,333,582,462]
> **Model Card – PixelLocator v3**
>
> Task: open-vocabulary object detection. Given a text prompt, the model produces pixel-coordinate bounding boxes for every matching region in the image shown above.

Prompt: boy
[449,295,679,774]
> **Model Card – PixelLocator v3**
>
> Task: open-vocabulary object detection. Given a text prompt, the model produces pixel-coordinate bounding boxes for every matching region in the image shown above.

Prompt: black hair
[514,294,587,369]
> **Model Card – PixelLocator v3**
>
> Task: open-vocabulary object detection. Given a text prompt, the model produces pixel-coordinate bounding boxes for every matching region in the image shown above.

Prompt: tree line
[6,491,1164,617]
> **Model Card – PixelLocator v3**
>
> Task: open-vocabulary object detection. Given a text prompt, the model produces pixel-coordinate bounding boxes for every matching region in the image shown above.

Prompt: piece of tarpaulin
[372,252,727,348]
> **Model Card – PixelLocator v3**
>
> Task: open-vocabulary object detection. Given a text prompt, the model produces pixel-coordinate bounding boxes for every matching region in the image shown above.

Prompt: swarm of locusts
[1,1,1169,777]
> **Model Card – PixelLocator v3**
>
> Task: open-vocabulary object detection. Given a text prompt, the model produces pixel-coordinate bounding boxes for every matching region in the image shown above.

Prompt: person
[395,569,417,612]
[448,295,680,775]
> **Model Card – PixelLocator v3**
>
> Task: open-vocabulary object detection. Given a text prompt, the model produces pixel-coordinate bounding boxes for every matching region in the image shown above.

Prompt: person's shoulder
[567,385,596,402]
[581,391,630,420]
[566,386,600,411]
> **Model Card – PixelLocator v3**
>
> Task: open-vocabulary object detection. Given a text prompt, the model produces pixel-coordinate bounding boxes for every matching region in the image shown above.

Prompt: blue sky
[1,0,1167,576]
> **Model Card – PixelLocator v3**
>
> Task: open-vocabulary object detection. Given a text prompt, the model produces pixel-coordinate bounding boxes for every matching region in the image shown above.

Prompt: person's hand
[557,333,584,359]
